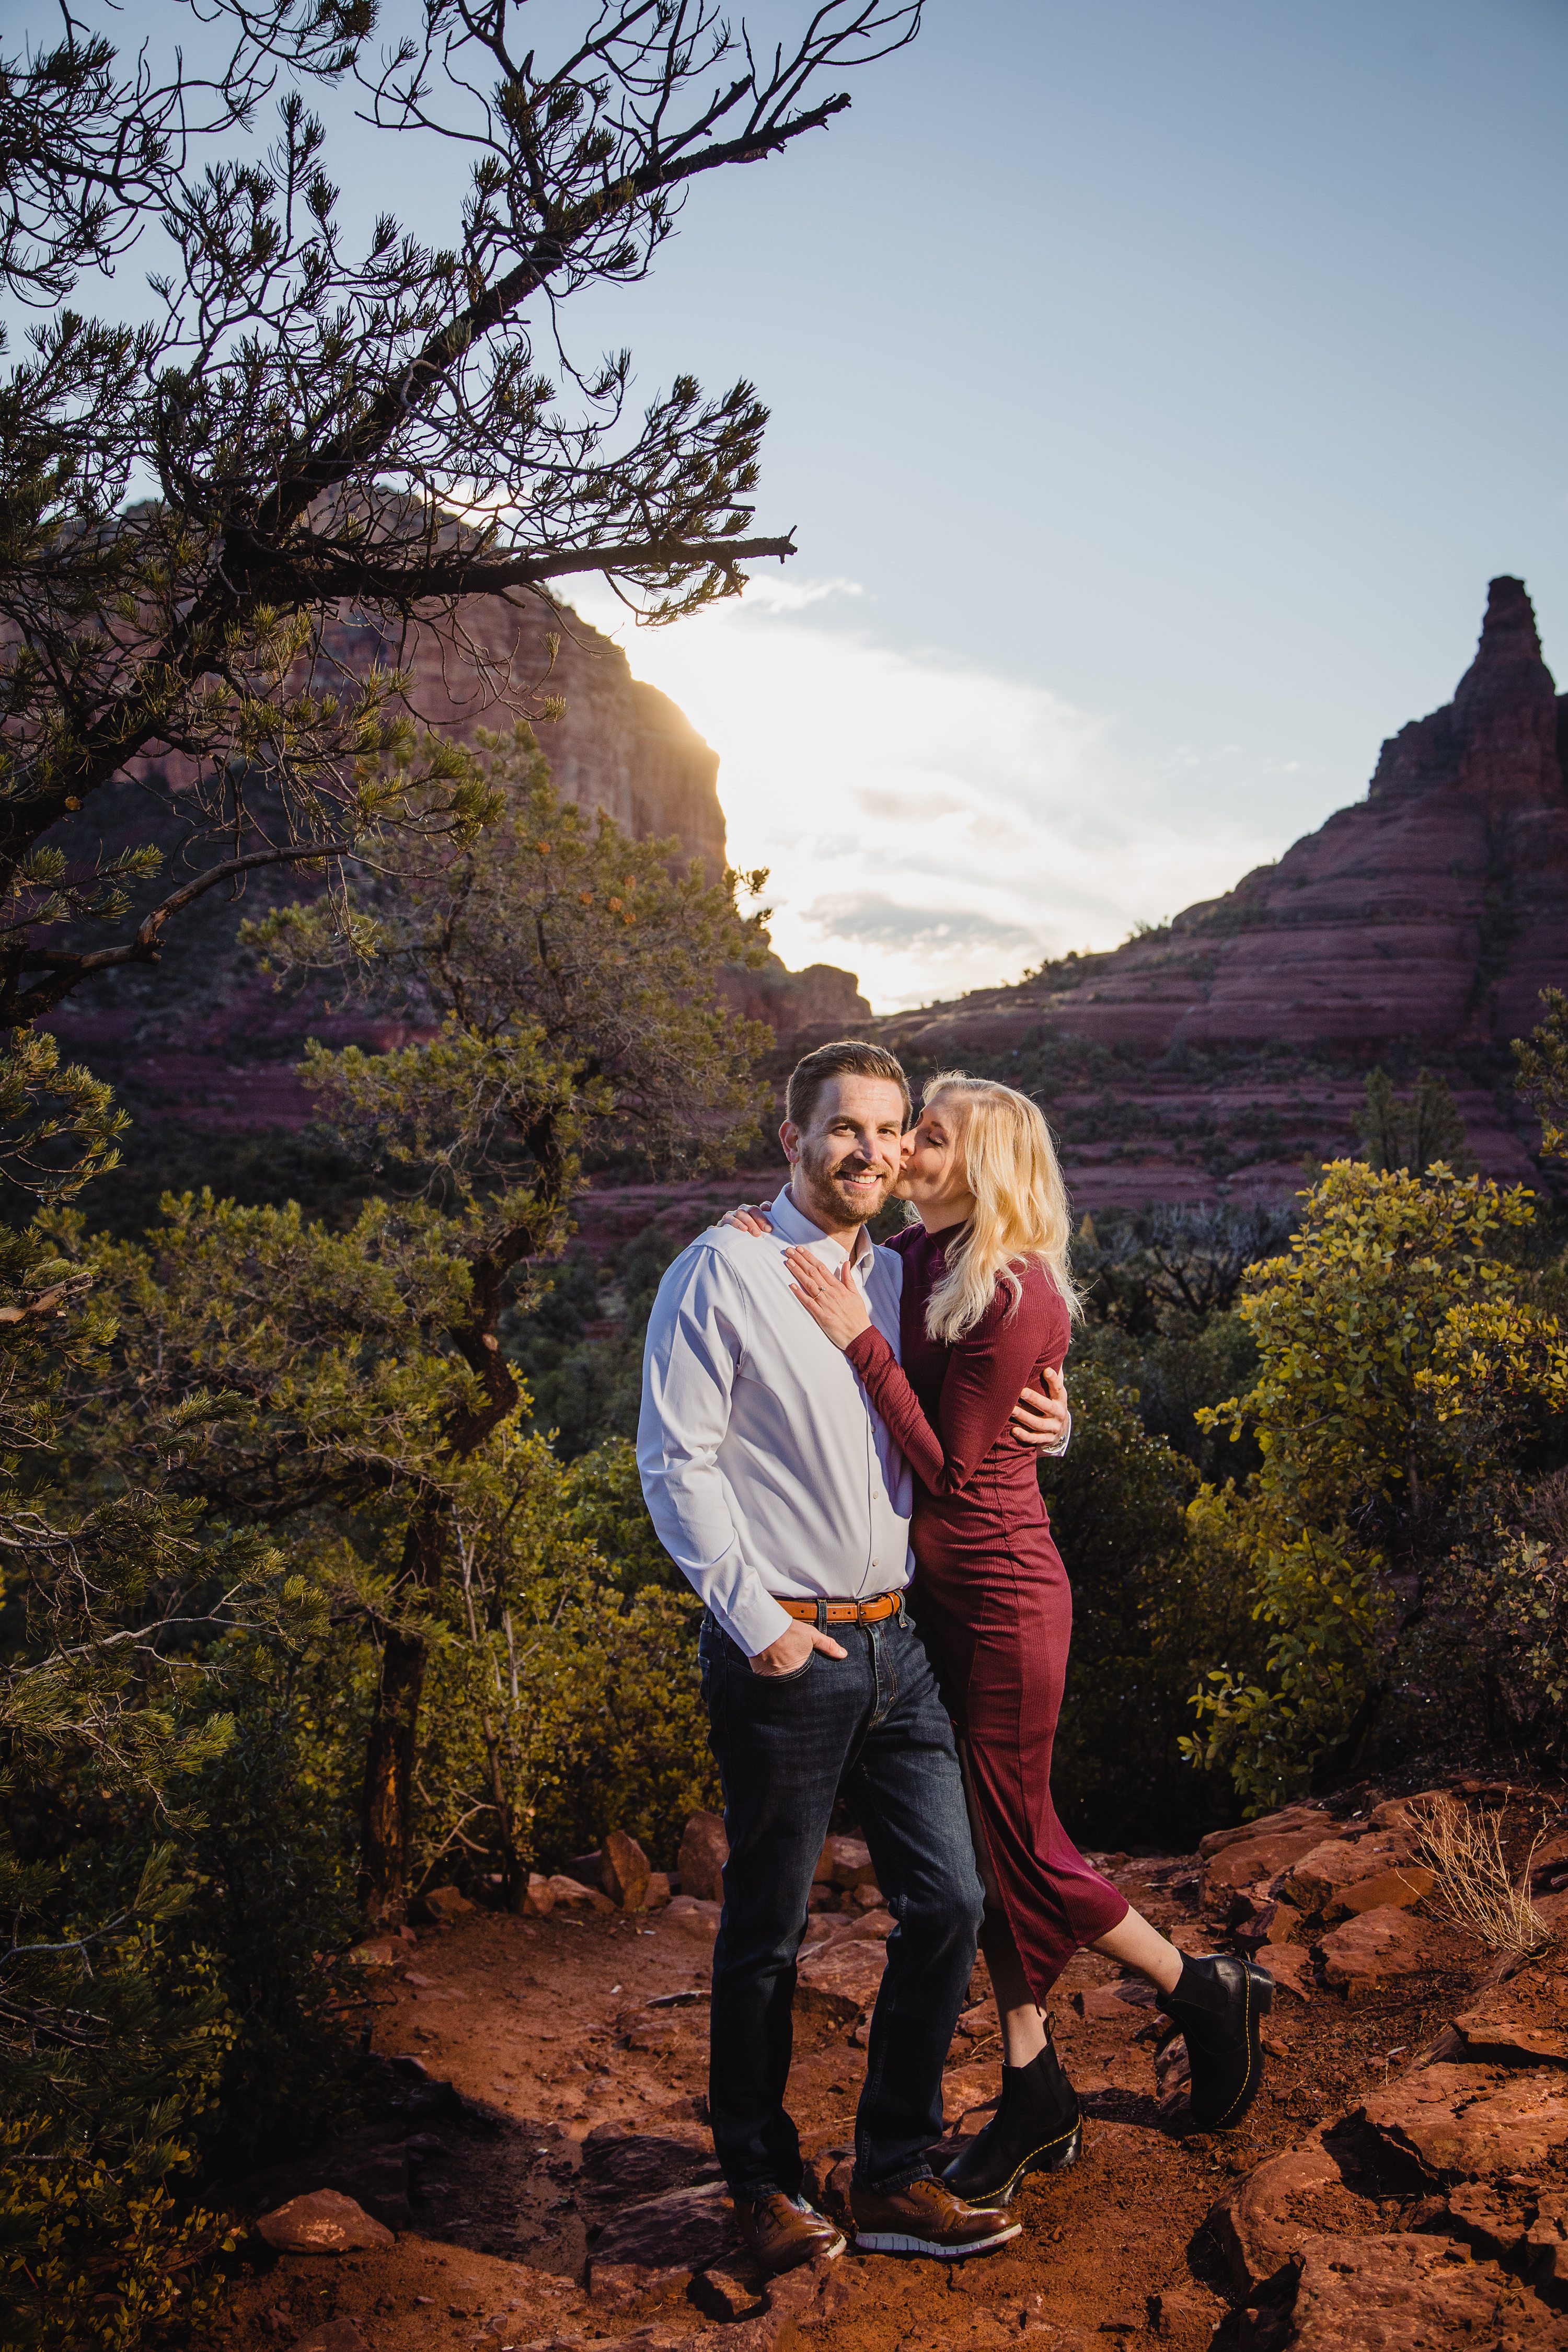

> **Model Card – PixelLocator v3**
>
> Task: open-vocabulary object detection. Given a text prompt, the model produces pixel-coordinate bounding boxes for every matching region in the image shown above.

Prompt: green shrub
[399,1426,716,1895]
[1041,1365,1221,1844]
[1183,1162,1568,1807]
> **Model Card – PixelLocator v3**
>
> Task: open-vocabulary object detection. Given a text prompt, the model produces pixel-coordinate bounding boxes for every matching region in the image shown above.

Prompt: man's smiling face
[781,1074,907,1240]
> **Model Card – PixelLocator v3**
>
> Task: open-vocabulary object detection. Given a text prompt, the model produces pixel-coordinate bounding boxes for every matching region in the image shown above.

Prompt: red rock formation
[882,578,1568,1065]
[868,578,1568,1205]
[307,590,729,879]
[717,953,870,1040]
[44,591,861,1128]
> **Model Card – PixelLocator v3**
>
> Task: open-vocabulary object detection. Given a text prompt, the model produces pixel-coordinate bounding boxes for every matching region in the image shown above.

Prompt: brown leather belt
[778,1592,902,1627]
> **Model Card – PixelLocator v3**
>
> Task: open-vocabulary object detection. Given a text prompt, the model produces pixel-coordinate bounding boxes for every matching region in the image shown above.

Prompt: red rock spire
[1453,574,1555,721]
[1452,575,1561,813]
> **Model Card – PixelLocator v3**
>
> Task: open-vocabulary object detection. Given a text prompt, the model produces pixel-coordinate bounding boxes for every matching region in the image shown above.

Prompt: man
[638,1039,1069,2270]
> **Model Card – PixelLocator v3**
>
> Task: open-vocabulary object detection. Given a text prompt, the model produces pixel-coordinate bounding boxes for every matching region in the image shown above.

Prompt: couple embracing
[637,1040,1272,2273]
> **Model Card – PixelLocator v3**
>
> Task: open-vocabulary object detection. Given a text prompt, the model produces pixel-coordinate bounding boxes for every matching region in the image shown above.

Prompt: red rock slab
[1202,1824,1348,1901]
[1212,2136,1342,2292]
[1368,1791,1449,1831]
[586,2180,737,2299]
[1361,2063,1568,2181]
[547,1873,615,1914]
[1454,2005,1568,2066]
[422,1885,475,1921]
[581,2125,718,2197]
[1448,2181,1526,2258]
[1318,1904,1435,1996]
[793,1935,886,2026]
[1527,2195,1568,2298]
[1258,1943,1314,2002]
[718,2254,866,2352]
[1146,2288,1223,2348]
[1283,1831,1421,1917]
[1529,1831,1568,1893]
[1074,1981,1158,2024]
[1290,2232,1568,2350]
[255,2189,395,2255]
[822,1834,877,1889]
[663,1896,720,1943]
[676,1809,728,1905]
[343,1938,401,1968]
[1336,1866,1436,1919]
[1198,1806,1340,1860]
[288,2324,369,2352]
[1230,1893,1305,1949]
[602,1828,652,1912]
[1154,2034,1191,2118]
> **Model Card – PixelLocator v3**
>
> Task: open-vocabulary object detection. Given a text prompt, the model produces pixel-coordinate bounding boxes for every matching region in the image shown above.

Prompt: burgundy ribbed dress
[844,1223,1128,1999]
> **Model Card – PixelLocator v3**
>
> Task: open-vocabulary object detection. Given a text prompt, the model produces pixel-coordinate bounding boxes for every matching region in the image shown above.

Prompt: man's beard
[794,1143,894,1229]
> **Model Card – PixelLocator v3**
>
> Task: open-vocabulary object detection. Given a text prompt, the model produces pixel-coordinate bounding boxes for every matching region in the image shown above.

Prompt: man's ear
[780,1120,801,1165]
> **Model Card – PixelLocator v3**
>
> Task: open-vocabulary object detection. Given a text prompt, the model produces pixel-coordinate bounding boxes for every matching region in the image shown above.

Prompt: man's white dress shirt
[638,1187,913,1657]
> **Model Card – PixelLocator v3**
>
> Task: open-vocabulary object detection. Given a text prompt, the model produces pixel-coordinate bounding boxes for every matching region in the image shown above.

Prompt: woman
[726,1072,1271,2203]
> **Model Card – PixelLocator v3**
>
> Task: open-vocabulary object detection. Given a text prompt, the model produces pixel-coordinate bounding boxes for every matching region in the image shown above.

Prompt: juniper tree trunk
[360,1621,430,1926]
[358,1231,532,1923]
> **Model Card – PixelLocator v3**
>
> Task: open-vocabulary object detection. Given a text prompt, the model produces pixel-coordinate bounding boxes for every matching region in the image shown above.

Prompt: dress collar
[769,1185,878,1271]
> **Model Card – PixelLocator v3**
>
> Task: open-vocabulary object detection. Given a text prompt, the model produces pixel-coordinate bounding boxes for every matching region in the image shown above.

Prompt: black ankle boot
[940,2033,1082,2205]
[1157,1953,1273,2130]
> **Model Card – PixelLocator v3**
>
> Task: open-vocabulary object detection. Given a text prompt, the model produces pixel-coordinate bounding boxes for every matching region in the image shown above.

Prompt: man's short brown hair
[785,1039,912,1132]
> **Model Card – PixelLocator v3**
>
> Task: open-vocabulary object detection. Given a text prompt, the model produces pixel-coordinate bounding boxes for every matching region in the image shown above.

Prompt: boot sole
[853,2218,1023,2258]
[943,2119,1082,2206]
[1191,1965,1273,2131]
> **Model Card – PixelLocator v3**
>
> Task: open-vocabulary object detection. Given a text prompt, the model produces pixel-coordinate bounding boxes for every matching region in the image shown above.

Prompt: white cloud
[568,580,1284,1012]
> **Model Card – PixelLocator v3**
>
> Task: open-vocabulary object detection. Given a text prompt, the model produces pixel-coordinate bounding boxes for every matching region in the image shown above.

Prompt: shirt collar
[769,1185,878,1272]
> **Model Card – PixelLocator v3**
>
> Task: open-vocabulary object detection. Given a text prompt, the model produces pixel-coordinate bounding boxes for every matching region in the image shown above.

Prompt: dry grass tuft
[1412,1794,1551,1957]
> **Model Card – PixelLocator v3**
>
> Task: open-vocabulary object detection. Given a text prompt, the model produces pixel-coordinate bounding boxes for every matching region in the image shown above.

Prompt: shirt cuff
[719,1585,795,1659]
[1048,1409,1073,1458]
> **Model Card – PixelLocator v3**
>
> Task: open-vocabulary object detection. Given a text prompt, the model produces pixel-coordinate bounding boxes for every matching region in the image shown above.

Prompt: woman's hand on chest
[782,1245,873,1350]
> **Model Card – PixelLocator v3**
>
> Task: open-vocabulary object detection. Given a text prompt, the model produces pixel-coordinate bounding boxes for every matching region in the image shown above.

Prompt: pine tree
[66,743,771,1923]
[0,0,917,1186]
[1354,1066,1471,1174]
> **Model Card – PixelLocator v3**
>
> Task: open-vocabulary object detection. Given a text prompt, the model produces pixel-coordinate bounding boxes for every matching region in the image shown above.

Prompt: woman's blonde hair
[914,1071,1082,1343]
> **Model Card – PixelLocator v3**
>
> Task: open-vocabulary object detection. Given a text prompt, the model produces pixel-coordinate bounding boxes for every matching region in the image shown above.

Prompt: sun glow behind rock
[566,578,1283,1013]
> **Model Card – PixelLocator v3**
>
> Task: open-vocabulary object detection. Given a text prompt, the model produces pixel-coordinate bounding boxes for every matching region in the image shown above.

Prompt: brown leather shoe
[849,2175,1022,2258]
[733,2191,846,2274]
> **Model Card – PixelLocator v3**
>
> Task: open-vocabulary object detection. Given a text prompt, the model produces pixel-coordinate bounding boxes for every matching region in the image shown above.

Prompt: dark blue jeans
[699,1606,984,2200]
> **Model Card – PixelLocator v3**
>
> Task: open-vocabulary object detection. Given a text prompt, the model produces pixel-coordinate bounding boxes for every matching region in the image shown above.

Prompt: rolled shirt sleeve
[637,1248,794,1658]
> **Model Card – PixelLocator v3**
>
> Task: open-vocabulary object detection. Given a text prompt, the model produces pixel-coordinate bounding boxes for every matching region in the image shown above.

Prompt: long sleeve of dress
[845,1263,1069,1497]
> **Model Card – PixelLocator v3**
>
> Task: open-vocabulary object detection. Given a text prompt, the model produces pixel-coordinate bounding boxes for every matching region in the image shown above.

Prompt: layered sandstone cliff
[868,578,1568,1205]
[307,590,729,878]
[44,588,862,1124]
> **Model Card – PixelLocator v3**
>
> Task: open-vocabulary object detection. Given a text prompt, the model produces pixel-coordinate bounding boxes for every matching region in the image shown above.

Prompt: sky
[30,0,1568,1008]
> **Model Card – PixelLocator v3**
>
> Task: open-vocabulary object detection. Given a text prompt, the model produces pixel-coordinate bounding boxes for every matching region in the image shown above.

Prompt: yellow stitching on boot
[1209,1967,1254,2128]
[995,2122,1080,2195]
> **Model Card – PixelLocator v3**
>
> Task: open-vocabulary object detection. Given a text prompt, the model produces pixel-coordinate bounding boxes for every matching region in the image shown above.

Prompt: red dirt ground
[198,1795,1568,2352]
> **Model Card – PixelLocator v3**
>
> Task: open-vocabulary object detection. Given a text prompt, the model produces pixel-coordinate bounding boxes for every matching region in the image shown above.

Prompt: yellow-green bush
[0,2143,233,2352]
[1182,1161,1568,1808]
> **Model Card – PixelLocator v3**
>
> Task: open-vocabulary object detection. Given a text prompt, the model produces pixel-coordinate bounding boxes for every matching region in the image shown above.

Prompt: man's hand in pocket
[750,1620,849,1676]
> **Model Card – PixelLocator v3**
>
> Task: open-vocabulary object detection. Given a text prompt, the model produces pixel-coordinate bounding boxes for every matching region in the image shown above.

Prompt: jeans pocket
[751,1650,815,1688]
